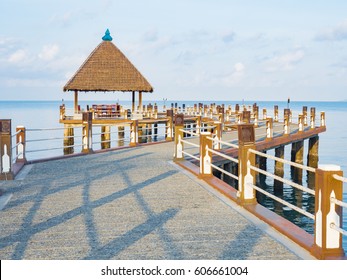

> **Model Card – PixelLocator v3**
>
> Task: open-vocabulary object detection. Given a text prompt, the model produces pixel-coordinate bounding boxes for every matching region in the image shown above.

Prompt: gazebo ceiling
[63,29,153,93]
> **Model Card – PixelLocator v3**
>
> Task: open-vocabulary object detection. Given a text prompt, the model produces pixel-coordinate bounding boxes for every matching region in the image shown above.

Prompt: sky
[1,0,347,102]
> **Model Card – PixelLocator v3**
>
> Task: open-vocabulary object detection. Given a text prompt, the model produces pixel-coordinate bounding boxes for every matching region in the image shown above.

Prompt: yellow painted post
[59,105,65,121]
[254,106,259,128]
[130,120,138,147]
[174,114,184,162]
[262,108,267,120]
[237,124,257,205]
[298,114,304,133]
[101,125,111,149]
[266,117,273,140]
[312,165,345,259]
[242,111,251,124]
[199,132,213,178]
[196,115,201,135]
[284,115,290,135]
[0,119,13,180]
[213,121,222,150]
[274,105,279,122]
[310,107,316,129]
[303,106,308,125]
[320,112,326,127]
[82,112,93,153]
[166,109,173,141]
[64,125,74,155]
[16,126,26,163]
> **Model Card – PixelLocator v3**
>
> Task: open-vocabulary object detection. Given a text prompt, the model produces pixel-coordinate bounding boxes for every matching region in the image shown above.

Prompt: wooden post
[307,136,319,169]
[132,91,135,112]
[237,124,257,205]
[298,114,304,132]
[310,107,316,129]
[266,117,273,140]
[74,90,79,114]
[254,107,259,127]
[274,105,279,122]
[242,110,251,123]
[64,125,74,155]
[139,91,143,113]
[101,125,111,149]
[166,110,173,141]
[199,132,213,178]
[16,126,26,163]
[311,165,345,259]
[196,115,201,135]
[82,112,93,153]
[320,112,326,127]
[174,114,184,161]
[117,126,125,146]
[0,119,13,180]
[262,108,267,120]
[303,106,308,125]
[153,123,158,141]
[291,141,304,184]
[284,115,290,135]
[213,121,222,150]
[274,146,285,192]
[60,105,65,121]
[129,120,138,147]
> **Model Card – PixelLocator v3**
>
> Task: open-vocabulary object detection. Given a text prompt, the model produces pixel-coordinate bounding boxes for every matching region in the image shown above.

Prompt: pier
[0,139,309,260]
[0,102,346,259]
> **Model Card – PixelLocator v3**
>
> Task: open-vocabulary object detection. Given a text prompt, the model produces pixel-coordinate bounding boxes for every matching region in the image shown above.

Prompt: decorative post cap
[102,29,113,41]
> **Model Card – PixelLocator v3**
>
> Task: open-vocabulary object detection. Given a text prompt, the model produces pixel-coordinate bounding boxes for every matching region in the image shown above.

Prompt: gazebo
[63,29,153,113]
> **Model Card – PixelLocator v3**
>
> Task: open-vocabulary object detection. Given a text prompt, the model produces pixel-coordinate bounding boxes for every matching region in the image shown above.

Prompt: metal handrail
[180,139,200,148]
[182,150,200,161]
[330,223,347,237]
[211,163,238,180]
[333,174,347,183]
[206,147,238,164]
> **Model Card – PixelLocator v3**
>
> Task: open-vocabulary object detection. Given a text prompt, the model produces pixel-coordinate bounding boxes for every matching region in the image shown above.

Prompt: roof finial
[102,29,113,41]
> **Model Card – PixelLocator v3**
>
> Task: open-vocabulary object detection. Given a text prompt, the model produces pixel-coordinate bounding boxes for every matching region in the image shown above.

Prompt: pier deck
[0,141,313,260]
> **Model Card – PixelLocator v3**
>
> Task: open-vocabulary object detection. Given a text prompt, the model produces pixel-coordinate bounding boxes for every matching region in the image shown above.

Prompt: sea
[0,99,346,252]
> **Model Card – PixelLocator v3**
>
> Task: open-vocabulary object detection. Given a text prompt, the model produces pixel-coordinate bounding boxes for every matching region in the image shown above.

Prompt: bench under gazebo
[63,29,153,117]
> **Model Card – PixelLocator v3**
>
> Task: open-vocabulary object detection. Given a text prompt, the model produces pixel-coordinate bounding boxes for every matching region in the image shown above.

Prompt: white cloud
[222,62,246,86]
[265,49,304,72]
[38,44,60,61]
[315,20,347,41]
[8,49,28,64]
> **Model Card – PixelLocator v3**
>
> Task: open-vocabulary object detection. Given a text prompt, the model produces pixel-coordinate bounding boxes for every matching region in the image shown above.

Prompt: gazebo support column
[132,91,135,112]
[139,91,143,113]
[74,90,79,114]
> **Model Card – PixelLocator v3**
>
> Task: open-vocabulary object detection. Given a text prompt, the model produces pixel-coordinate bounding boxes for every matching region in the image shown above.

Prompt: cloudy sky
[1,0,347,101]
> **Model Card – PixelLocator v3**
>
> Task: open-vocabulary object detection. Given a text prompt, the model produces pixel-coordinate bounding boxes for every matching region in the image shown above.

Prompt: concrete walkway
[0,142,310,260]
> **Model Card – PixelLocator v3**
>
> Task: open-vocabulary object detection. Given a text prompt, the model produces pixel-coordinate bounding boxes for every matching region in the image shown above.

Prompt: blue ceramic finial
[102,29,113,41]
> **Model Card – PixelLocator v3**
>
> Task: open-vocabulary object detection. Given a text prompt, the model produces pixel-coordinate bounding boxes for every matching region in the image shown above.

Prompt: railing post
[0,119,13,180]
[82,112,93,153]
[303,106,308,125]
[298,114,304,133]
[237,124,257,205]
[130,120,138,147]
[199,132,213,178]
[310,107,316,129]
[253,106,259,128]
[174,114,184,161]
[213,121,222,150]
[166,109,173,141]
[284,115,290,135]
[266,117,273,140]
[16,126,26,163]
[59,105,65,121]
[101,125,111,149]
[312,165,345,259]
[242,111,251,124]
[262,108,267,120]
[274,105,279,122]
[320,112,326,127]
[195,115,201,135]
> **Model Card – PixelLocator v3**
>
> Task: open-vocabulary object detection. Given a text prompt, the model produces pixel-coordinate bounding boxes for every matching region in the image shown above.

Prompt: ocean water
[0,99,346,251]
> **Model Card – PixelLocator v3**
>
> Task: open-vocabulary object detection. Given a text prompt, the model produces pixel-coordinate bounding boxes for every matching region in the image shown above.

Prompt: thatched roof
[63,30,153,92]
